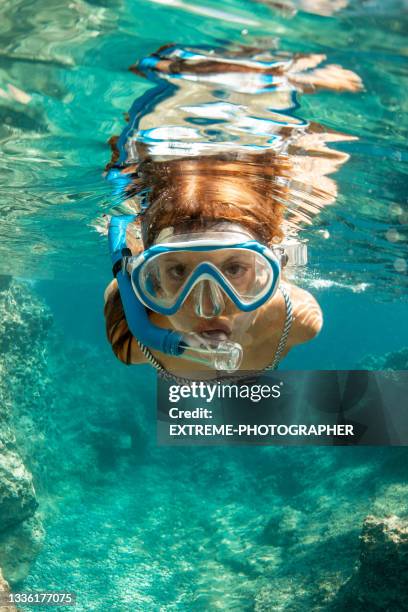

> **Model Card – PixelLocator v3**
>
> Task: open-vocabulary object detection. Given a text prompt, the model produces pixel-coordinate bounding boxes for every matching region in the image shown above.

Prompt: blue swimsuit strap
[135,284,293,383]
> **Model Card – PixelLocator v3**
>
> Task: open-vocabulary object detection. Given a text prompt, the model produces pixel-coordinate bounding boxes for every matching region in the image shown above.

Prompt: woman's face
[153,244,262,343]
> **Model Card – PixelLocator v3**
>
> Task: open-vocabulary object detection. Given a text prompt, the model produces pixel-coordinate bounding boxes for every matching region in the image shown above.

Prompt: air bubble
[393,258,407,273]
[318,229,330,239]
[389,203,403,216]
[386,229,401,243]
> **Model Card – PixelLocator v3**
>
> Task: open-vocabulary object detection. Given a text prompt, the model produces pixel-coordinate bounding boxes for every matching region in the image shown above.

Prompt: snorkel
[108,215,244,371]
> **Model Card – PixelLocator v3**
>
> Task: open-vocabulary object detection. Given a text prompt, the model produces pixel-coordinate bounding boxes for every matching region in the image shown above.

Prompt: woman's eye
[223,263,248,277]
[166,264,187,280]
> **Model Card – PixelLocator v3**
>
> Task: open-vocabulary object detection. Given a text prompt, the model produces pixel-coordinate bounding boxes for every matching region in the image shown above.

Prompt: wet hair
[130,45,290,78]
[104,285,134,365]
[121,152,291,248]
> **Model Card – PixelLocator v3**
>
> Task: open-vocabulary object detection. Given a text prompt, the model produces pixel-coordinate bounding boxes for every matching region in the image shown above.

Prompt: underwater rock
[382,348,408,370]
[0,278,52,454]
[0,280,47,529]
[0,567,17,611]
[0,516,45,584]
[333,514,408,611]
[0,440,38,531]
[358,347,408,370]
[0,279,52,356]
[0,397,40,584]
[260,506,302,547]
[0,280,50,583]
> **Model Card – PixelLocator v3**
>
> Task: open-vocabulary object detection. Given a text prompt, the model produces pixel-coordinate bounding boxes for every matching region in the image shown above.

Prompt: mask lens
[136,250,194,308]
[132,247,277,312]
[218,250,272,301]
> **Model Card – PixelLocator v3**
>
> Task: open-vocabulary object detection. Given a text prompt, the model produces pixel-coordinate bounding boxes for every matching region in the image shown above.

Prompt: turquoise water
[0,0,408,610]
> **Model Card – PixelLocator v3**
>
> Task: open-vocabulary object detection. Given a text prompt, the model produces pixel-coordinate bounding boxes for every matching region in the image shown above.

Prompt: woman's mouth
[195,323,232,342]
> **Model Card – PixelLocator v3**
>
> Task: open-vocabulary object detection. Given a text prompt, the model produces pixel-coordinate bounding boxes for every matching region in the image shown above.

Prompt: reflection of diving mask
[126,230,283,316]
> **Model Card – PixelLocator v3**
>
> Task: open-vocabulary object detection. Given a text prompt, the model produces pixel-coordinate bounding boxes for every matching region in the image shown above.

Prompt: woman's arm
[104,279,148,365]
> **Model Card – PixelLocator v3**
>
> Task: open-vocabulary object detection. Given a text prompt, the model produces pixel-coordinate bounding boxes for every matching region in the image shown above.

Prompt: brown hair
[104,282,134,365]
[122,151,291,247]
[129,42,290,79]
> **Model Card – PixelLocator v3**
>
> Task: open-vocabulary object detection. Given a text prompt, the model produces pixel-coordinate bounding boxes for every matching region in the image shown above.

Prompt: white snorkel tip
[180,332,243,372]
[212,340,243,372]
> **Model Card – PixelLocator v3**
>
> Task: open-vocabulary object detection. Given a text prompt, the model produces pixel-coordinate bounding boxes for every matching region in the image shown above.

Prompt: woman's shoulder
[283,282,323,345]
[260,281,322,346]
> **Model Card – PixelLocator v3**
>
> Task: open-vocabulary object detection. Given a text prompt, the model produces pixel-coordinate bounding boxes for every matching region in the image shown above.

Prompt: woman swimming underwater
[103,43,362,381]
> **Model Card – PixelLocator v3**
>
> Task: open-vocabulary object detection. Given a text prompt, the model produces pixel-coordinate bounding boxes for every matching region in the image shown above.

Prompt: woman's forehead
[154,221,257,244]
[158,249,254,264]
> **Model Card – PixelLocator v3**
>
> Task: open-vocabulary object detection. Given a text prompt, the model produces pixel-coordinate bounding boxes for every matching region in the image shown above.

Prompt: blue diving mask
[127,226,283,316]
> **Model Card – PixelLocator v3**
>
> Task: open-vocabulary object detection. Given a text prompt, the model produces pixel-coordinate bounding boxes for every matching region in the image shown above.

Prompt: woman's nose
[193,280,225,318]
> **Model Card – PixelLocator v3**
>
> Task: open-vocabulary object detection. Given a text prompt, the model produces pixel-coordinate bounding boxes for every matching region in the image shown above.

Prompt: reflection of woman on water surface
[104,43,362,381]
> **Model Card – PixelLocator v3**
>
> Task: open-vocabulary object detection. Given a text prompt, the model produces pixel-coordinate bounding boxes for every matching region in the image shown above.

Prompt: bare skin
[104,277,322,379]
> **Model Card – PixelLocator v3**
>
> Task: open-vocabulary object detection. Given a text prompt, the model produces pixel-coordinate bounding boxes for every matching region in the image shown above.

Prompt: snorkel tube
[108,215,243,371]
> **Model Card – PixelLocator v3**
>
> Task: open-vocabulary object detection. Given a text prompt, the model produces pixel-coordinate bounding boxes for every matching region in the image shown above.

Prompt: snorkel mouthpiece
[180,333,243,372]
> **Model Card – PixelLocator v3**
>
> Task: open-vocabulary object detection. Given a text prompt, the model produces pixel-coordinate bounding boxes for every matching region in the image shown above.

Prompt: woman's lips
[199,330,230,342]
[195,322,232,341]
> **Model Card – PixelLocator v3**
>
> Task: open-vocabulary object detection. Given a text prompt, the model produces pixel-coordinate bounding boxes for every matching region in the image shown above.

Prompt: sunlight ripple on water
[0,0,406,295]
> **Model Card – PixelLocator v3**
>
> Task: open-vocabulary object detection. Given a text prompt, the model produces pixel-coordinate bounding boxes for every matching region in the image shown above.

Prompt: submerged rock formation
[0,516,44,584]
[358,347,408,370]
[1,276,150,584]
[333,514,408,611]
[0,435,38,530]
[0,567,17,612]
[0,278,49,583]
